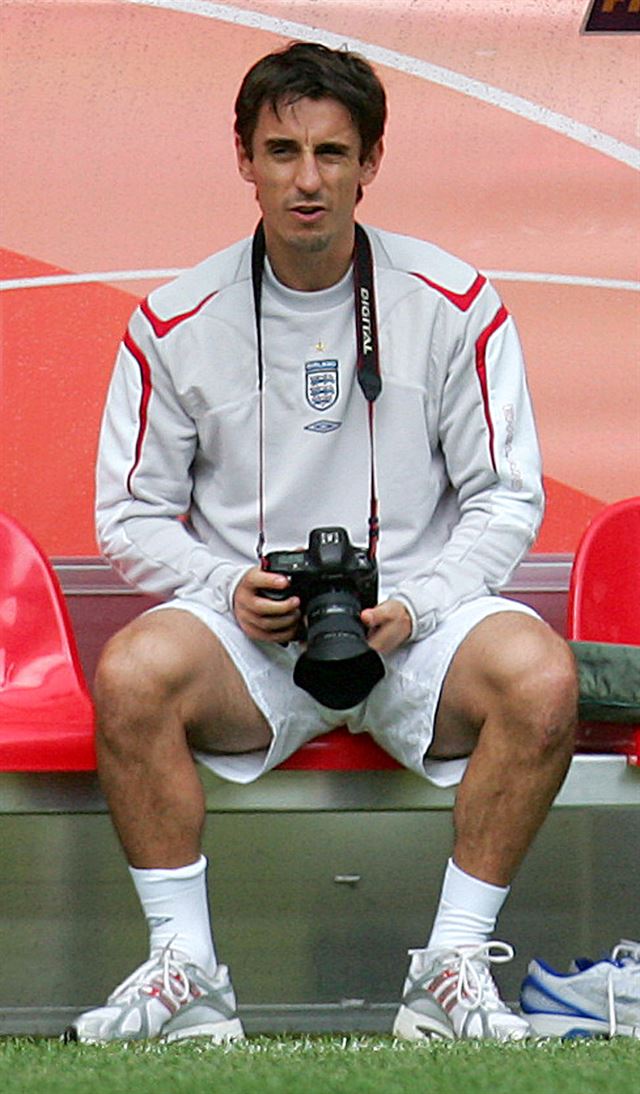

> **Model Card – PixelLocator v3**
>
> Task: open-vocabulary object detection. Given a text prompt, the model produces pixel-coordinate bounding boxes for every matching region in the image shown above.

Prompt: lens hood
[294,644,384,709]
[292,589,385,708]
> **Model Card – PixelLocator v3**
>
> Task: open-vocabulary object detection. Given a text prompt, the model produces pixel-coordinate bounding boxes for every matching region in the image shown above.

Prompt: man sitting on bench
[67,41,577,1044]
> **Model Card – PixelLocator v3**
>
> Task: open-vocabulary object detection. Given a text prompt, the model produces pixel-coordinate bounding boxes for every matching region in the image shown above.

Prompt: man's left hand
[360,599,412,655]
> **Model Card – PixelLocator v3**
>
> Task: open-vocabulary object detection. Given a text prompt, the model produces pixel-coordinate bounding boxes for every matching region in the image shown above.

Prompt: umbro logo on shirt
[304,420,342,433]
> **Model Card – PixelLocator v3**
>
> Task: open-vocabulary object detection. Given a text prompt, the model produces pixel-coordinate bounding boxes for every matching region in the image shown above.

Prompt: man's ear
[235,133,255,183]
[360,139,384,190]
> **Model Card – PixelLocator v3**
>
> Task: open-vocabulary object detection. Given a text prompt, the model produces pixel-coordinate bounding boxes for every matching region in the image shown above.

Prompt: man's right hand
[233,566,301,643]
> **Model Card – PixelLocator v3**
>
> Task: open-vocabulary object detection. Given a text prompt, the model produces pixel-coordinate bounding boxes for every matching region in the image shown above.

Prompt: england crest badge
[305,359,339,411]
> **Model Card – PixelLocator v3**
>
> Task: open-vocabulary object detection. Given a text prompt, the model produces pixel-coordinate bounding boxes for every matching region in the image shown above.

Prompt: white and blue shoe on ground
[520,939,640,1038]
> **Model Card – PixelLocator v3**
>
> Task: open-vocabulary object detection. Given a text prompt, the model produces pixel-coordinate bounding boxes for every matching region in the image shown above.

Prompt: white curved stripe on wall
[122,0,639,170]
[1,271,638,292]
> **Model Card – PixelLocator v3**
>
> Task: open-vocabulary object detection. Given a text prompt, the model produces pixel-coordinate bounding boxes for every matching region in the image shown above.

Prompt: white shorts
[150,595,539,788]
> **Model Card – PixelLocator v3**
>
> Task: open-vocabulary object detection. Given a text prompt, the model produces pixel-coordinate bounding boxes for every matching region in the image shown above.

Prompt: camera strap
[251,220,381,562]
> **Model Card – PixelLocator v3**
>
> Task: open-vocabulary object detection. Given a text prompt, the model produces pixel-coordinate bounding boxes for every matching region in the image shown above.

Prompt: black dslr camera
[262,527,385,709]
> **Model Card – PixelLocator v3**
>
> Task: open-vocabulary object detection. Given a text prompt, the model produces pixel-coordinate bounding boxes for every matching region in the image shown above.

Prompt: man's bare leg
[393,612,577,1043]
[430,612,578,886]
[94,608,272,868]
[67,609,266,1042]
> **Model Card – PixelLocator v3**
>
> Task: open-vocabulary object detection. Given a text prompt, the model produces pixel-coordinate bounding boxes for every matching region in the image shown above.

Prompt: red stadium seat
[568,496,640,644]
[0,510,96,771]
[567,496,640,764]
[278,725,400,771]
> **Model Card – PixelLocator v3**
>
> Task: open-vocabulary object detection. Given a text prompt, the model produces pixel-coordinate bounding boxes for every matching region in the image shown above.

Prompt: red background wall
[2,0,638,555]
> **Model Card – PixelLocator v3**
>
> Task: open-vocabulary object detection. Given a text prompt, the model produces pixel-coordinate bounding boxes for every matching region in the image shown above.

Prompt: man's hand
[233,566,301,643]
[361,599,412,655]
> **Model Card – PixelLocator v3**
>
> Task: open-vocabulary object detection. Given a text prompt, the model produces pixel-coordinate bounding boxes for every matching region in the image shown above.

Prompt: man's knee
[489,621,578,754]
[93,613,216,745]
[97,620,182,706]
[94,611,272,756]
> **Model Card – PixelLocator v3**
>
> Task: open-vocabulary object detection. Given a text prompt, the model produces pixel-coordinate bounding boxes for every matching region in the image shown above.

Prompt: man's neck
[264,231,355,292]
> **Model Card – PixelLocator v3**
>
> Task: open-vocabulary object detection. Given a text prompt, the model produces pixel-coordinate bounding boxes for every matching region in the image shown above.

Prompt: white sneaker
[393,941,531,1041]
[520,940,640,1039]
[64,946,245,1044]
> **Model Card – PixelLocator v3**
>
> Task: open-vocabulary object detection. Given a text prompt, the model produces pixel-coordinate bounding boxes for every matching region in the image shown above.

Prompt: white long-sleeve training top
[95,225,544,640]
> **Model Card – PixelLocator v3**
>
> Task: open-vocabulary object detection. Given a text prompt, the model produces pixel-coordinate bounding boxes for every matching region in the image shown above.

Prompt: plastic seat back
[567,497,640,763]
[0,511,96,770]
[568,496,640,644]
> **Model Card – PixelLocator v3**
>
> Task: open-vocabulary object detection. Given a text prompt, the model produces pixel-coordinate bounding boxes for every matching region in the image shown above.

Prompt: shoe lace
[606,969,618,1038]
[607,940,640,1038]
[452,941,516,1012]
[612,939,640,965]
[108,944,191,1008]
[409,940,515,1013]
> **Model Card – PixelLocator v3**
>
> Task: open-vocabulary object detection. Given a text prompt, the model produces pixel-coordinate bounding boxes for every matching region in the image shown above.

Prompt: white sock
[129,854,217,975]
[426,858,509,951]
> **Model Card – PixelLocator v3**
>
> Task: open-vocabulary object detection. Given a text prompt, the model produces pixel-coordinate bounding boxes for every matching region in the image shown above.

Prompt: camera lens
[293,589,385,709]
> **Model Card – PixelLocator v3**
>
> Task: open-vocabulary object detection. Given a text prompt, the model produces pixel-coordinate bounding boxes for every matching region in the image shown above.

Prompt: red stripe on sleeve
[140,292,218,338]
[475,305,509,472]
[410,270,486,311]
[123,330,152,495]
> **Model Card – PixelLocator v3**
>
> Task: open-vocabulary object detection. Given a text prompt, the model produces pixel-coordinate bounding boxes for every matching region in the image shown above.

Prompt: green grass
[0,1035,638,1094]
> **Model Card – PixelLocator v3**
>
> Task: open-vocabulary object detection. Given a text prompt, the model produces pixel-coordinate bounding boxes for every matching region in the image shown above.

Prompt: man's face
[236,96,383,287]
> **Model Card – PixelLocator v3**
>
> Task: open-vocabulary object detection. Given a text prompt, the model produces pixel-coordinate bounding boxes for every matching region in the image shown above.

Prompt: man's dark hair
[234,41,387,161]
